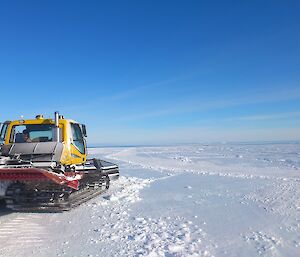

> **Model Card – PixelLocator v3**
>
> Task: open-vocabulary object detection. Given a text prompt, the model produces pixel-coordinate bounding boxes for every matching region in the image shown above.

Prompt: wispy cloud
[104,76,185,101]
[119,86,300,121]
[228,111,300,121]
[94,71,203,103]
[60,71,201,113]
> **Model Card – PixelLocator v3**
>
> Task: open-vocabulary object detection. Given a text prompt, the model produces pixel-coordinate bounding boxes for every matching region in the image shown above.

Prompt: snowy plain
[0,143,300,257]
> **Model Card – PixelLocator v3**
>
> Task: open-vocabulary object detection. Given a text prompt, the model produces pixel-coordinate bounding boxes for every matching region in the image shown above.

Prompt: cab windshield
[10,124,60,143]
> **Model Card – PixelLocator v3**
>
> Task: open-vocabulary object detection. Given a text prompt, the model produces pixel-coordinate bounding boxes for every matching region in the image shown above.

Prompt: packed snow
[0,143,300,256]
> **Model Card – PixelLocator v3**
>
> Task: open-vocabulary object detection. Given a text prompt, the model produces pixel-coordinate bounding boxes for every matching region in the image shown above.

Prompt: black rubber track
[5,175,110,213]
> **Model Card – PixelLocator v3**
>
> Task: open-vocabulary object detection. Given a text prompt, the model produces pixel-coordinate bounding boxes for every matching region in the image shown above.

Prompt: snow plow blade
[0,168,82,190]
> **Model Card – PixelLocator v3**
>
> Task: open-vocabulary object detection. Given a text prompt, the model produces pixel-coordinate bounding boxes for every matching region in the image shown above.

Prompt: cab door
[70,123,86,164]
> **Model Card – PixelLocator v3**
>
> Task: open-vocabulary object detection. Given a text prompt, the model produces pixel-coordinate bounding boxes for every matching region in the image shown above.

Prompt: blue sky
[0,1,299,145]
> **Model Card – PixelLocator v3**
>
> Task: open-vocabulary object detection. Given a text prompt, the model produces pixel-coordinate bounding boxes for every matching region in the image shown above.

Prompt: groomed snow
[0,143,300,256]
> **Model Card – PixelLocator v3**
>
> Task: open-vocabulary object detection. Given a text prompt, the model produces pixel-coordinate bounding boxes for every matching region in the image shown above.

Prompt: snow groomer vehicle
[0,112,119,211]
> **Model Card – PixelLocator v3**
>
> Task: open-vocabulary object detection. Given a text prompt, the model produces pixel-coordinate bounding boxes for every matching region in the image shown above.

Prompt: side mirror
[81,124,87,137]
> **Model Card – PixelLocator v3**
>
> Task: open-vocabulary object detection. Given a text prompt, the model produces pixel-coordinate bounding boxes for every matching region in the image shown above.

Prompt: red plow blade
[0,168,82,190]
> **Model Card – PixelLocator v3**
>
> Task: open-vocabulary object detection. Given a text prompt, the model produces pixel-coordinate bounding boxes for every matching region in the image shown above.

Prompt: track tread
[5,175,110,212]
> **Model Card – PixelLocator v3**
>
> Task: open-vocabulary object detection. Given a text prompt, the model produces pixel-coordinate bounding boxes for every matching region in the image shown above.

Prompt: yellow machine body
[3,116,87,165]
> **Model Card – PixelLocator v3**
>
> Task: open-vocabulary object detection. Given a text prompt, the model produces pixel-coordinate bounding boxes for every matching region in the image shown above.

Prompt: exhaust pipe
[54,111,60,142]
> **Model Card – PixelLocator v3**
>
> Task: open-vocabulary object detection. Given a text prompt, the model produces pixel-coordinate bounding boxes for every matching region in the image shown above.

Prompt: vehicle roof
[8,118,79,125]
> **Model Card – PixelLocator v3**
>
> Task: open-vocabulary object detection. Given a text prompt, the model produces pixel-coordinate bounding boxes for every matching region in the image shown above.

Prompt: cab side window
[71,123,85,154]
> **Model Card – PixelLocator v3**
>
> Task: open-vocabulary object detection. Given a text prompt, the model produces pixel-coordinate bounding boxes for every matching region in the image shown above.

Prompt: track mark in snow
[243,179,300,251]
[90,215,214,257]
[243,180,300,217]
[104,145,300,182]
[82,176,215,256]
[0,214,46,250]
[244,231,281,256]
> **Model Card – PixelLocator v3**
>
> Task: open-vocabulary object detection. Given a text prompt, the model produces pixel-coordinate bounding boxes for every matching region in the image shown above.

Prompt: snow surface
[0,143,300,257]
